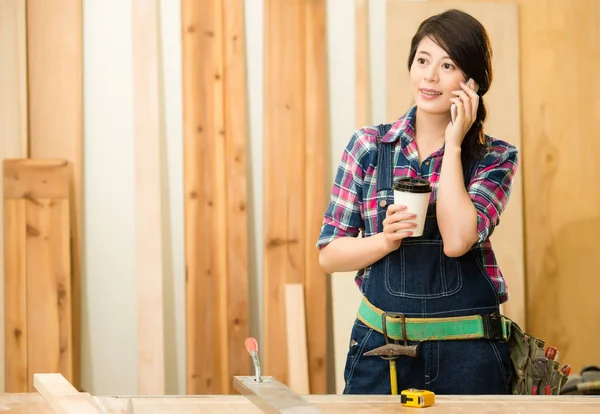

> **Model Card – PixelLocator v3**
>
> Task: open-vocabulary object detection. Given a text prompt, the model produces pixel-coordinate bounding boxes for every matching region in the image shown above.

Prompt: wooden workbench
[1,393,599,413]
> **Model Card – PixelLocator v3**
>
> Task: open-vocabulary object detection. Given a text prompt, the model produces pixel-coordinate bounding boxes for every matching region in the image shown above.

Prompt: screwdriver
[245,337,262,383]
[545,346,557,361]
[560,364,571,377]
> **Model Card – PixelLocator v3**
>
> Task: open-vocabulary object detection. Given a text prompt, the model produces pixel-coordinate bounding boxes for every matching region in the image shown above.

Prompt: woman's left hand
[445,79,479,147]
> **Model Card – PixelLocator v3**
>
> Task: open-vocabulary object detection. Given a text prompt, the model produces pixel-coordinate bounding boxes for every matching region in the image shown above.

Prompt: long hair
[407,9,493,172]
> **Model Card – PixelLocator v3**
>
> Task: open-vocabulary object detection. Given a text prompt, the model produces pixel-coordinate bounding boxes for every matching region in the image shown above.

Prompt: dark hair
[407,9,492,172]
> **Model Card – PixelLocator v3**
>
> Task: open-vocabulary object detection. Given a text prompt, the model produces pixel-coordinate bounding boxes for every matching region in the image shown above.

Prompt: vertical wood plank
[3,199,28,392]
[26,0,83,389]
[182,0,229,394]
[0,0,29,392]
[285,284,310,395]
[304,0,328,394]
[264,0,307,386]
[132,0,165,395]
[26,198,72,391]
[355,0,371,128]
[223,0,251,392]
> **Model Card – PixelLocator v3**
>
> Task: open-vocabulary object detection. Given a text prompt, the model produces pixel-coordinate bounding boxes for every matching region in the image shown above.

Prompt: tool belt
[358,296,569,395]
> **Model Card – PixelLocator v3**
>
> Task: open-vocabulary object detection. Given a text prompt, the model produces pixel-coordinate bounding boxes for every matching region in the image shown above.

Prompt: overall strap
[375,124,394,193]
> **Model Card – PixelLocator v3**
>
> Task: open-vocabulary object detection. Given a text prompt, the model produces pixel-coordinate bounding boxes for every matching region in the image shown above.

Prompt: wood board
[284,284,310,395]
[3,160,72,392]
[33,373,102,414]
[264,0,328,393]
[131,0,165,395]
[26,0,83,389]
[10,392,600,413]
[303,0,328,395]
[0,0,29,392]
[355,0,371,128]
[182,0,250,394]
[385,1,525,329]
[223,0,251,388]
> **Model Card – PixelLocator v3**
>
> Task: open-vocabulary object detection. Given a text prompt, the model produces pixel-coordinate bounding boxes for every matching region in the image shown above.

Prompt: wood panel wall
[263,0,328,394]
[430,0,600,376]
[182,0,250,395]
[26,0,83,389]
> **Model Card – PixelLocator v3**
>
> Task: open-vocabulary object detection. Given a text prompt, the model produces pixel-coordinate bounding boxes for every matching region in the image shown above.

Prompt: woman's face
[409,36,466,117]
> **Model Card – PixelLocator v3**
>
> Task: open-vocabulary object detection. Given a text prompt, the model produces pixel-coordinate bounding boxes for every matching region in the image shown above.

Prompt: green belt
[357,296,511,342]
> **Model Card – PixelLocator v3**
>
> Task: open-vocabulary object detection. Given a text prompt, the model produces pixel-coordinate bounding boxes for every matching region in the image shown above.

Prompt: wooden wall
[430,0,600,372]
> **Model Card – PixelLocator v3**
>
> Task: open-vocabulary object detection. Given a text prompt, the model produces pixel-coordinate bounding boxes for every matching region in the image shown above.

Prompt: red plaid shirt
[317,106,518,303]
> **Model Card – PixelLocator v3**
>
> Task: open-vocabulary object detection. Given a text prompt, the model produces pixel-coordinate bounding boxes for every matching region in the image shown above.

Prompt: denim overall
[343,125,513,395]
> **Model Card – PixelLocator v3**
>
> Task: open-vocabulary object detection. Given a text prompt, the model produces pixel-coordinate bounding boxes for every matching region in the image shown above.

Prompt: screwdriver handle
[545,346,557,361]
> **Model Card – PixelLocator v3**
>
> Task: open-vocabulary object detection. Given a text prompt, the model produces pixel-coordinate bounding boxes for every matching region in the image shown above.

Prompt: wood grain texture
[0,0,28,392]
[304,0,328,395]
[4,160,72,392]
[26,199,72,391]
[515,0,600,373]
[26,0,83,389]
[223,0,251,393]
[429,0,600,375]
[385,1,526,328]
[3,199,28,392]
[355,0,371,128]
[97,394,600,414]
[263,0,307,387]
[182,0,229,394]
[132,0,165,395]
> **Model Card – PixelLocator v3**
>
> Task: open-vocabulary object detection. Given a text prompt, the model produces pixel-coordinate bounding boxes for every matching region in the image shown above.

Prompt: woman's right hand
[381,204,417,252]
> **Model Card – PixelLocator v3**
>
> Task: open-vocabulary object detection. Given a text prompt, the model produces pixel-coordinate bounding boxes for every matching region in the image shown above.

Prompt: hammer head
[363,343,420,359]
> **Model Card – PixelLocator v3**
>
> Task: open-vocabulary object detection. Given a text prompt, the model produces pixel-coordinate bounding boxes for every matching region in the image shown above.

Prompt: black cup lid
[392,177,432,193]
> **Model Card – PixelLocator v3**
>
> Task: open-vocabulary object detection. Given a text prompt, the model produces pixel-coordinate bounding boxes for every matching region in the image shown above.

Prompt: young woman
[317,9,518,394]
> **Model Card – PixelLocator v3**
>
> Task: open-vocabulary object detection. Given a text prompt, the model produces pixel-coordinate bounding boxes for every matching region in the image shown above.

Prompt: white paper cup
[393,177,432,237]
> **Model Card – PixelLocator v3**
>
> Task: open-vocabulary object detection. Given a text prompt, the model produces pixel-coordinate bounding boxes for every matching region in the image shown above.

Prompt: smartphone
[451,78,479,123]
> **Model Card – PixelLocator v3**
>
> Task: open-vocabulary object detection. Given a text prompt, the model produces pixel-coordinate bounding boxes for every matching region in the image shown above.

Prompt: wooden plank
[233,376,325,414]
[0,0,28,155]
[304,0,328,395]
[284,284,310,395]
[3,199,28,392]
[223,0,251,392]
[355,0,371,127]
[0,0,29,392]
[26,0,83,389]
[263,0,306,388]
[26,198,72,391]
[33,373,102,414]
[181,0,229,394]
[131,0,165,395]
[385,1,525,329]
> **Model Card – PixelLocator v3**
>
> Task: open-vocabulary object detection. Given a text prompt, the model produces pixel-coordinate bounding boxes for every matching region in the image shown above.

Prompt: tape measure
[400,388,435,408]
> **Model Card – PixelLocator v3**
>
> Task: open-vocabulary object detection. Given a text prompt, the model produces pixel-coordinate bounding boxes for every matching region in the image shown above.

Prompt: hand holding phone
[451,78,479,124]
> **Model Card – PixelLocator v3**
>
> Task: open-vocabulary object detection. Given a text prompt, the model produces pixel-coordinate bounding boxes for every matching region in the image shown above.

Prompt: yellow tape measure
[400,389,435,408]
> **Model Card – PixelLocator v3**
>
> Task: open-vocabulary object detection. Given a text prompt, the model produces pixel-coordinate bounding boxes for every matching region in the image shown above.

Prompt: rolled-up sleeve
[316,132,369,250]
[467,143,519,244]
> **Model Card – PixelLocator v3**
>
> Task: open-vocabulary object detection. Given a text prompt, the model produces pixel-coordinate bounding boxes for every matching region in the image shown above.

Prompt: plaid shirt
[317,106,518,303]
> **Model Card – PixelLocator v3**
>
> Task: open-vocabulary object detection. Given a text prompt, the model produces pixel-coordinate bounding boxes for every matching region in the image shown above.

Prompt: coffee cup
[392,177,432,237]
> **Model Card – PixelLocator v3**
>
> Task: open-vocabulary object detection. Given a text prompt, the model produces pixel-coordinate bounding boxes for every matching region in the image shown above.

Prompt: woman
[317,9,518,394]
